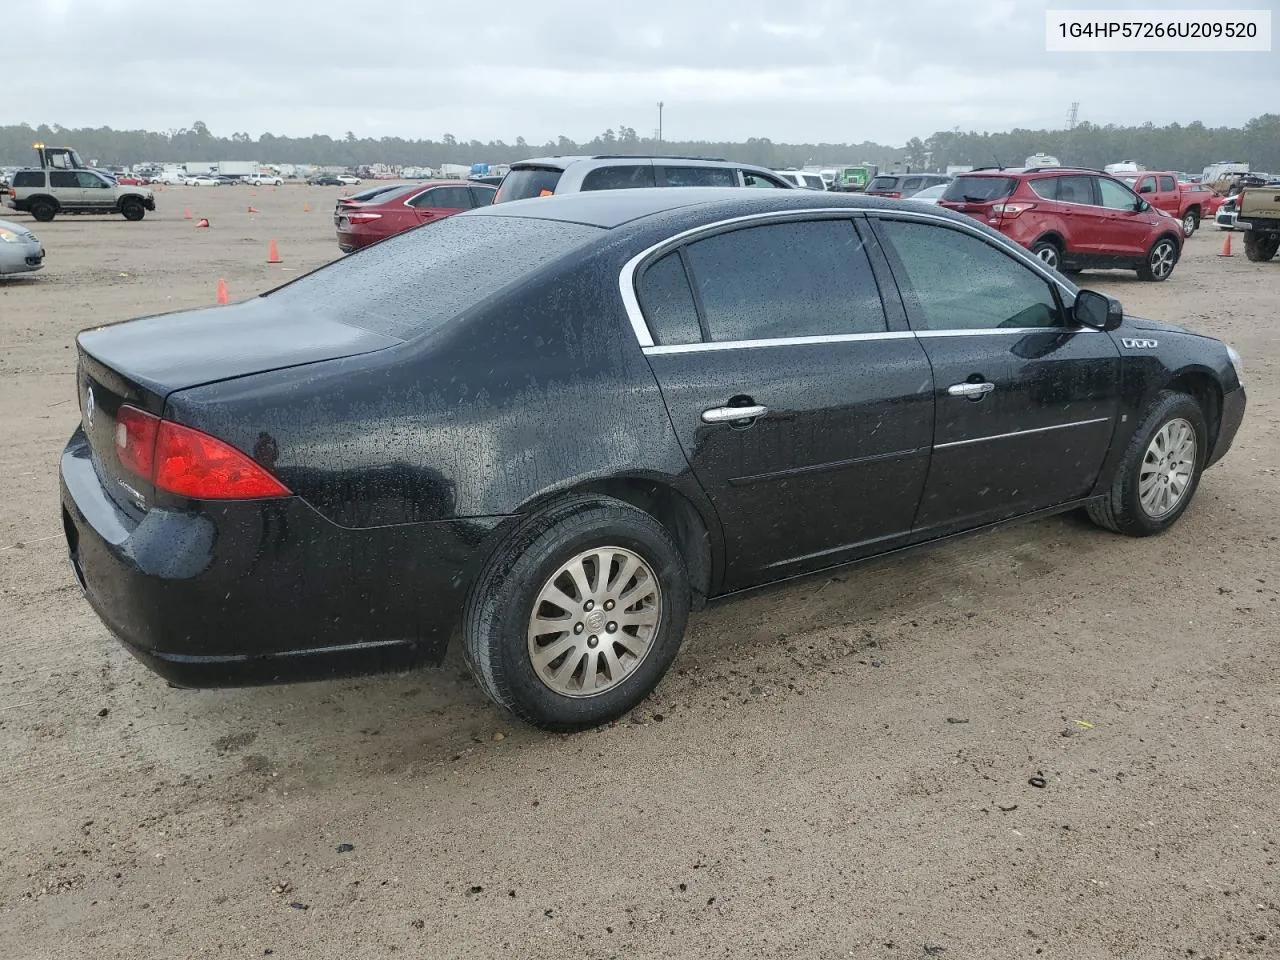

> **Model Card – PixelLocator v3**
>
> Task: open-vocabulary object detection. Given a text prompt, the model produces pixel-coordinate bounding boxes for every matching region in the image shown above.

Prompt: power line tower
[1067,101,1080,130]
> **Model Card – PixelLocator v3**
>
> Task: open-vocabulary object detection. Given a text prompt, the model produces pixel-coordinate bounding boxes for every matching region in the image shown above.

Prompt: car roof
[511,155,769,172]
[465,186,982,230]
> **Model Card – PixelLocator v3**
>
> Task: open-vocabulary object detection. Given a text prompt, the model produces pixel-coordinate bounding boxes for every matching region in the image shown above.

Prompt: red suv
[938,168,1184,281]
[334,180,497,252]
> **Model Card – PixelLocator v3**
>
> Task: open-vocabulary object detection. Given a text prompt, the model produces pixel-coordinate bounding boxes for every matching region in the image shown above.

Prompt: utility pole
[657,102,664,148]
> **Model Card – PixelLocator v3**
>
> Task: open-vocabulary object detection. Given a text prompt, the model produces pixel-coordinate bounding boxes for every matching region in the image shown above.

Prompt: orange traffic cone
[247,205,259,214]
[303,202,310,213]
[196,218,210,228]
[184,207,192,220]
[216,279,229,305]
[1219,232,1233,256]
[267,239,282,263]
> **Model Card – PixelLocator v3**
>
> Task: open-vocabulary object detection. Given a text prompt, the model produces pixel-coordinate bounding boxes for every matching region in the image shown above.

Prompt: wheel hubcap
[1183,214,1195,232]
[1151,243,1175,278]
[1139,418,1196,519]
[527,546,662,698]
[1037,247,1058,268]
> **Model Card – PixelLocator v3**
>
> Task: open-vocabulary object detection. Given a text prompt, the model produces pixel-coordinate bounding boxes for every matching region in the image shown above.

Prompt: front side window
[78,172,111,189]
[469,186,497,207]
[1136,176,1157,194]
[877,218,1062,332]
[742,171,783,188]
[1097,177,1140,210]
[682,219,887,342]
[581,165,656,191]
[661,166,736,188]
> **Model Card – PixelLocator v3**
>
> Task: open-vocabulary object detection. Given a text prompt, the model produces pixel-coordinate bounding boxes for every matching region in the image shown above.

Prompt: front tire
[1137,237,1178,281]
[463,496,691,731]
[1244,232,1280,262]
[1182,210,1199,236]
[120,198,145,221]
[1086,391,1207,537]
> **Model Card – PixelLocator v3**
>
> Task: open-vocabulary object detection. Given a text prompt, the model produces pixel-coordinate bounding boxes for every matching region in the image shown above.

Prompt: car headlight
[1226,344,1245,385]
[0,228,20,243]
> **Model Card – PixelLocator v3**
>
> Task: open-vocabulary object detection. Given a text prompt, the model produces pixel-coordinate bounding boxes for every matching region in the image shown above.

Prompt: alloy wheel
[1150,241,1176,279]
[1139,418,1196,519]
[526,547,662,697]
[1036,245,1059,269]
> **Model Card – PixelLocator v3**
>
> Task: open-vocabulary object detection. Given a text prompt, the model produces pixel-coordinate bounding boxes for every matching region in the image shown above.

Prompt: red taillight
[992,201,1036,218]
[345,212,382,224]
[883,191,901,199]
[114,405,290,500]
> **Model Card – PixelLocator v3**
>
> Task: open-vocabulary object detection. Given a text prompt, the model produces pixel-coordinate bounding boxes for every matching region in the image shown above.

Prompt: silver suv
[8,168,156,222]
[493,155,795,202]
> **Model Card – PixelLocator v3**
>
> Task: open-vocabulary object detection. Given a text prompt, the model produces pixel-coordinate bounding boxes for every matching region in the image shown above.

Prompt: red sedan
[334,180,497,252]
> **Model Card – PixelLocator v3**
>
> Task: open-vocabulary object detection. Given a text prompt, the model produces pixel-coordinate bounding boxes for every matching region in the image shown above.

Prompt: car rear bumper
[60,426,507,688]
[335,226,383,253]
[1207,385,1246,469]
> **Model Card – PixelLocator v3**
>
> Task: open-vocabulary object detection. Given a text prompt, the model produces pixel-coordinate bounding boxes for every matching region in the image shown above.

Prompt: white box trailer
[216,160,259,177]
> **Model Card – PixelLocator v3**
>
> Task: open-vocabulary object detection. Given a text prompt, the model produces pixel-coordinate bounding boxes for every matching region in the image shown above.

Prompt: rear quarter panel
[164,249,701,529]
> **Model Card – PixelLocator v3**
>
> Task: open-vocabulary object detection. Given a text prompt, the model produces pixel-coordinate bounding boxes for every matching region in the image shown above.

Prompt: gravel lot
[1,186,1276,960]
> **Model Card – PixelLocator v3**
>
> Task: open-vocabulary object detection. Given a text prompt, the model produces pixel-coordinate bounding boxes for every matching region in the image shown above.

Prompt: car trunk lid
[75,299,401,513]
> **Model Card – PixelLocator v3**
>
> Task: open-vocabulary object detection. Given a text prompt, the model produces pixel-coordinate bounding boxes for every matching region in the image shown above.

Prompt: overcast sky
[11,0,1278,145]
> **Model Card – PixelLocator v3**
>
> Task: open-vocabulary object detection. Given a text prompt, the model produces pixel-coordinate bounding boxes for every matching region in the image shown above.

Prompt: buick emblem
[85,386,96,428]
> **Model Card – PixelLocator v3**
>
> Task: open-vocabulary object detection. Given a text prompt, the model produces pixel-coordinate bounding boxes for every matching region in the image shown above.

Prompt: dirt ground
[1,185,1276,960]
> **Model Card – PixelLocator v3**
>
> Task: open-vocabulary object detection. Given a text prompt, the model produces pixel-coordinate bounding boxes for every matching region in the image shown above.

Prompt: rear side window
[581,165,656,191]
[1159,175,1176,191]
[901,178,923,193]
[941,177,1016,202]
[1031,175,1092,203]
[868,177,900,192]
[50,171,79,188]
[661,166,736,188]
[13,171,43,187]
[266,215,602,340]
[803,175,825,189]
[682,219,887,342]
[637,253,701,346]
[494,167,562,202]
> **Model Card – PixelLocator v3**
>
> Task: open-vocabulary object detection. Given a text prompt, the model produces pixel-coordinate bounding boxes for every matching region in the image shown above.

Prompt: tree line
[1,115,1277,173]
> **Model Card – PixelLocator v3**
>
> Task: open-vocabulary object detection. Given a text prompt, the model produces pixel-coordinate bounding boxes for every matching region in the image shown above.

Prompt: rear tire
[1137,237,1178,281]
[120,198,145,221]
[1086,390,1207,537]
[463,496,691,731]
[1244,232,1280,262]
[1031,239,1062,272]
[30,200,56,222]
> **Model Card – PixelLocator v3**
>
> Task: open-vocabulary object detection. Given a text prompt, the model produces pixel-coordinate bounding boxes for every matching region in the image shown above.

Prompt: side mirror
[1139,184,1154,194]
[1074,289,1123,331]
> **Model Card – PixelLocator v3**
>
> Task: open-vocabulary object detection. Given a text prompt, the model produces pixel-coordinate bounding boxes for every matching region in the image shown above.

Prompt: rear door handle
[702,404,768,424]
[947,381,995,399]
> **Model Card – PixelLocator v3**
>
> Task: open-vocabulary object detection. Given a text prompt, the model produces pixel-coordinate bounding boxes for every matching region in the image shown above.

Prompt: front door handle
[702,404,768,424]
[947,381,995,399]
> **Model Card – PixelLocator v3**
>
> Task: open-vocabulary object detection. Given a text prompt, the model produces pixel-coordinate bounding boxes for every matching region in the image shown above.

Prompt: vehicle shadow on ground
[142,513,1109,785]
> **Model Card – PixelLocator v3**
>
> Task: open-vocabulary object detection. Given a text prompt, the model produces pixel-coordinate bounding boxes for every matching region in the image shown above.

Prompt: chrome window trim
[617,205,1082,350]
[916,327,1098,337]
[643,331,916,355]
[933,417,1111,451]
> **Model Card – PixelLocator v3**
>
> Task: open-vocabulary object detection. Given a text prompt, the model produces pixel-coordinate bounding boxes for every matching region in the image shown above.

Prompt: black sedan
[307,175,345,186]
[60,189,1247,730]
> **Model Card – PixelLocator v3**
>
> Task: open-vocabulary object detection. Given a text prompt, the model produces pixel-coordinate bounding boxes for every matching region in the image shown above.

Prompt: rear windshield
[941,176,1017,202]
[264,214,601,340]
[868,176,900,191]
[494,167,563,203]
